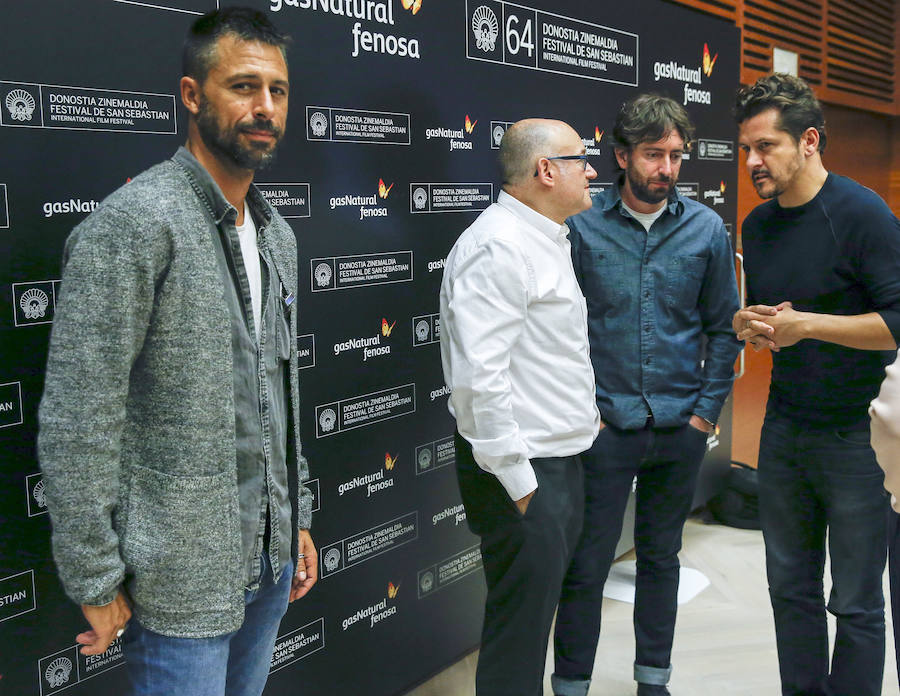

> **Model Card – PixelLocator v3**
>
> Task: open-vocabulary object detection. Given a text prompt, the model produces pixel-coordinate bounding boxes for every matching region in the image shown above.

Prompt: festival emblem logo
[492,124,505,146]
[44,657,73,689]
[415,320,430,343]
[319,408,337,433]
[413,187,428,210]
[26,473,48,516]
[20,288,49,320]
[314,262,334,288]
[417,447,433,470]
[324,547,342,573]
[6,88,35,121]
[419,571,434,593]
[472,5,499,52]
[309,110,329,138]
[33,479,46,509]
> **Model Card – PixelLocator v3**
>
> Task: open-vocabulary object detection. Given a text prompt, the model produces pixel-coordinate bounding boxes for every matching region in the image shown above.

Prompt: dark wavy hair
[182,7,291,83]
[734,73,826,153]
[612,93,695,165]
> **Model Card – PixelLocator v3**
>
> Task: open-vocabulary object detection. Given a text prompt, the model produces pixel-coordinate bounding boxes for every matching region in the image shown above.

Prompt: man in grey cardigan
[37,8,316,695]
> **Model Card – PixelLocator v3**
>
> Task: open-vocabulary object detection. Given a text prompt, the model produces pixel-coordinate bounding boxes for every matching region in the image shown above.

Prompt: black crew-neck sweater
[742,172,900,429]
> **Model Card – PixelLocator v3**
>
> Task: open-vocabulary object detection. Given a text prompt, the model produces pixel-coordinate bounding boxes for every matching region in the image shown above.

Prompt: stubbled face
[738,108,805,200]
[552,126,598,216]
[617,129,683,207]
[195,35,289,171]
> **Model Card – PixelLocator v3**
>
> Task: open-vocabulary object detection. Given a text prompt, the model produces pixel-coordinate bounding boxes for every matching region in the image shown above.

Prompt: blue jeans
[123,552,293,696]
[553,422,707,695]
[758,412,889,696]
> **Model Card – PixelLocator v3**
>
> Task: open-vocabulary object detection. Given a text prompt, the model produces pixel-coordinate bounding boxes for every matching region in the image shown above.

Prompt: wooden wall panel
[665,0,898,115]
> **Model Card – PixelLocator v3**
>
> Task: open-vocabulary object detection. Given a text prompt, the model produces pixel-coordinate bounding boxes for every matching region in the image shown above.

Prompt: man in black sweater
[734,74,900,696]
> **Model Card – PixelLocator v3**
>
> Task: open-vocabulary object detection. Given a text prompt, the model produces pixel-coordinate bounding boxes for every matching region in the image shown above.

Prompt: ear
[614,147,628,170]
[800,126,819,156]
[180,76,202,116]
[534,157,555,187]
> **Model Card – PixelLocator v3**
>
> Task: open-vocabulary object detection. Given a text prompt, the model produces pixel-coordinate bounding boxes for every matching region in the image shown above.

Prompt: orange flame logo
[465,114,478,134]
[385,452,398,470]
[594,127,604,143]
[381,318,396,337]
[388,581,400,598]
[400,0,422,14]
[378,178,393,199]
[702,43,718,77]
[720,180,727,194]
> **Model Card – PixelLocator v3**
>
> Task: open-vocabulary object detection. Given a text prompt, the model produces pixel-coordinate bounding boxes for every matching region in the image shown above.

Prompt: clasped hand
[732,301,807,351]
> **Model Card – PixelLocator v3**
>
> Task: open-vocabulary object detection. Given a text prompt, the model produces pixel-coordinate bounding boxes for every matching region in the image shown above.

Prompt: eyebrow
[226,72,290,86]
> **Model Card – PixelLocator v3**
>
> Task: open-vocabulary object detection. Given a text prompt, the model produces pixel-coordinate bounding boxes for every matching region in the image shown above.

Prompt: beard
[195,97,283,171]
[752,150,804,200]
[626,163,676,205]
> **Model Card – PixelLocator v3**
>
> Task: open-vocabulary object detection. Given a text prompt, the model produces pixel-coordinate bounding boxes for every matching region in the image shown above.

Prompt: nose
[659,156,674,176]
[253,89,276,120]
[745,148,761,169]
[585,162,598,180]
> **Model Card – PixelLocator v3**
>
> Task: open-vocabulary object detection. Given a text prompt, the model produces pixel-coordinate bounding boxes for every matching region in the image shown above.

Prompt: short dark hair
[182,7,291,83]
[612,94,695,160]
[734,73,826,153]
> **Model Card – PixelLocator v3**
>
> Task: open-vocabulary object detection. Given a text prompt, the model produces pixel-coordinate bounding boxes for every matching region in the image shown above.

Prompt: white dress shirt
[440,190,601,500]
[870,349,900,511]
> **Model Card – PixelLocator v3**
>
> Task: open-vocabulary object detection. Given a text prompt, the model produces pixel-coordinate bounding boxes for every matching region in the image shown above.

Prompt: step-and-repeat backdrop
[0,1,739,693]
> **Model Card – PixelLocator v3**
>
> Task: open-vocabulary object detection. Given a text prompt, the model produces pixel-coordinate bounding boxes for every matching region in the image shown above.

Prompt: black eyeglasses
[533,154,591,177]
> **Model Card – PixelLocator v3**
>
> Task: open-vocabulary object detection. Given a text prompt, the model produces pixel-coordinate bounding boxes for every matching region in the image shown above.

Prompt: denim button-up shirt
[568,181,741,430]
[172,148,293,588]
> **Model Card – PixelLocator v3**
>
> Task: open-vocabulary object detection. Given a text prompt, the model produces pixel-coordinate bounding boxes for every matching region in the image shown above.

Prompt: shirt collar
[171,146,274,228]
[601,176,684,217]
[497,189,570,242]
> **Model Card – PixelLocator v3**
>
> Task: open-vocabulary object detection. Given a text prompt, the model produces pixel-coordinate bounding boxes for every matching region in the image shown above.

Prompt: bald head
[499,119,576,187]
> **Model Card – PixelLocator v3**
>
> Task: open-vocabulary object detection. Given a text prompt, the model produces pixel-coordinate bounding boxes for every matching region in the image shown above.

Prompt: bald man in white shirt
[440,118,602,696]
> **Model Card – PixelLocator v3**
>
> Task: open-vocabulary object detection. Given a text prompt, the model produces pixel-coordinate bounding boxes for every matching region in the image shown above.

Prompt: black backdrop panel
[0,1,739,693]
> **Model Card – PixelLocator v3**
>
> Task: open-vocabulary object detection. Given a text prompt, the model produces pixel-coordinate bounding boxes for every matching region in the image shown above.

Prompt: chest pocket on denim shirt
[274,277,294,363]
[665,255,706,309]
[580,250,628,314]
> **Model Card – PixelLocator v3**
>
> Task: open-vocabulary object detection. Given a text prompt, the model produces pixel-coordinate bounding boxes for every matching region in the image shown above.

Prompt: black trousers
[455,431,584,696]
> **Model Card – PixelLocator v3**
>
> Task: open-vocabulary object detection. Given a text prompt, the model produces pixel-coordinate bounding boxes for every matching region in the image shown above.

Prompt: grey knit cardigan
[38,149,313,638]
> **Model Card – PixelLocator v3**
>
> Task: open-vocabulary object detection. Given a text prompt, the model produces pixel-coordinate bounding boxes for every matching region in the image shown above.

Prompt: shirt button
[644,291,650,298]
[644,324,650,331]
[645,358,651,365]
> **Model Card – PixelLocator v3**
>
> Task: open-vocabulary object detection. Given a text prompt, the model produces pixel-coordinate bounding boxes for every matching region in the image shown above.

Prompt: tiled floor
[404,517,898,695]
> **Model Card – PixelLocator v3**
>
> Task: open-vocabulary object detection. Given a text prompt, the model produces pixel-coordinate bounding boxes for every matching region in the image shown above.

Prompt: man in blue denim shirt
[552,95,741,696]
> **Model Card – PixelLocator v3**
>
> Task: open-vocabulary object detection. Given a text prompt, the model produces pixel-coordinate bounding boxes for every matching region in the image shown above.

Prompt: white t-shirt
[235,202,262,340]
[621,200,666,232]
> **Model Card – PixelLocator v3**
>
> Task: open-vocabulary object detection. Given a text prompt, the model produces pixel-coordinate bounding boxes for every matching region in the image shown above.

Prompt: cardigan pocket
[121,463,240,614]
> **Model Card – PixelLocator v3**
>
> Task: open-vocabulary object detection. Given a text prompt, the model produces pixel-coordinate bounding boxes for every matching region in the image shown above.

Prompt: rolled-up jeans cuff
[634,662,672,685]
[551,673,591,696]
